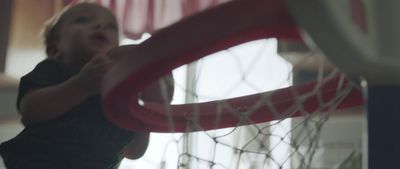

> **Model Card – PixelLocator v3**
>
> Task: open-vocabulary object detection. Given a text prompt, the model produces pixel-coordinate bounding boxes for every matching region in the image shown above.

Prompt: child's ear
[46,45,62,60]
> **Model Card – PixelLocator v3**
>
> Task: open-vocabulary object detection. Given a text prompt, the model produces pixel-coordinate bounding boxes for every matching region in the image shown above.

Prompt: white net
[118,39,365,169]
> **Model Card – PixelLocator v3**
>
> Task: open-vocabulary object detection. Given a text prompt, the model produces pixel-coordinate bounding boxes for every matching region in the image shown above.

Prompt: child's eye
[106,23,118,31]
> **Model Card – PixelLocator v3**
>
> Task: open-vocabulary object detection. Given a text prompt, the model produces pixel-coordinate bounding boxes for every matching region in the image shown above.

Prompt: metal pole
[367,86,400,169]
[0,0,13,73]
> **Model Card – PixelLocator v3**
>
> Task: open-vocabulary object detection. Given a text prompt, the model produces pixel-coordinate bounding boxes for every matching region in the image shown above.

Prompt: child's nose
[93,20,109,30]
[94,22,106,30]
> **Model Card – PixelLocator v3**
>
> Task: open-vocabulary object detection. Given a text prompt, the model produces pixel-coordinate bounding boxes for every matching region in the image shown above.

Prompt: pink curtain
[63,0,230,39]
[94,0,231,39]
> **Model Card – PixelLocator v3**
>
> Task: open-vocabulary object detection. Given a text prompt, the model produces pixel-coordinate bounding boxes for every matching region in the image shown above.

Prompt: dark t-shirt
[0,59,135,169]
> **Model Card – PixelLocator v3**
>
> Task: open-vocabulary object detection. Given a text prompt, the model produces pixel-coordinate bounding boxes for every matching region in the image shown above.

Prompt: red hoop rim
[101,0,363,132]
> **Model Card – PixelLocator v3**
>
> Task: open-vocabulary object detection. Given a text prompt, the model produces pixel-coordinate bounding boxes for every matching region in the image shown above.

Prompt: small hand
[76,53,111,94]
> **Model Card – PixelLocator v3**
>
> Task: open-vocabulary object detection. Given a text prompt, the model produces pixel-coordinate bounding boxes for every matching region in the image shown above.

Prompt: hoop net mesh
[115,39,363,169]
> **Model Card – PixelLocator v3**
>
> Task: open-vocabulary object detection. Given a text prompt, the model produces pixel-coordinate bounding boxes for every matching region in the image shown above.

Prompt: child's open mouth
[90,32,109,46]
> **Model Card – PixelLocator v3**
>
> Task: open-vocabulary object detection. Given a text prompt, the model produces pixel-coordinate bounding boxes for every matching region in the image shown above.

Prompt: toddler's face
[56,3,119,69]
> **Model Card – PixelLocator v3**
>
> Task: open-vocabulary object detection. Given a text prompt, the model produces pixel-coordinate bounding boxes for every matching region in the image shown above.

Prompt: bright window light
[120,33,151,45]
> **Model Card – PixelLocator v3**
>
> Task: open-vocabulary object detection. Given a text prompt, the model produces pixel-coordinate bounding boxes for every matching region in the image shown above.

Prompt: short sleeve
[16,59,73,110]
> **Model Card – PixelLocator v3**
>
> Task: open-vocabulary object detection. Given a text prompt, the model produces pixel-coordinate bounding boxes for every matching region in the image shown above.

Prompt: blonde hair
[40,4,73,48]
[39,2,120,54]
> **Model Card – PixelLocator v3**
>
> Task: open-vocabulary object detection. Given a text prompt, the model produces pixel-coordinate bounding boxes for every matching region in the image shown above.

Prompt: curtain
[97,0,231,39]
[64,0,231,39]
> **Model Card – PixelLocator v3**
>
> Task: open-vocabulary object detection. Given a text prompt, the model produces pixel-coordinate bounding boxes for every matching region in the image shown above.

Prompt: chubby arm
[19,76,92,126]
[123,132,150,159]
[122,74,174,159]
[20,54,110,126]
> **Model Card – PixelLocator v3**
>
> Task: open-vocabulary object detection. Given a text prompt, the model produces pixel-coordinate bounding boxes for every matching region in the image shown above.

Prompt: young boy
[0,3,159,169]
